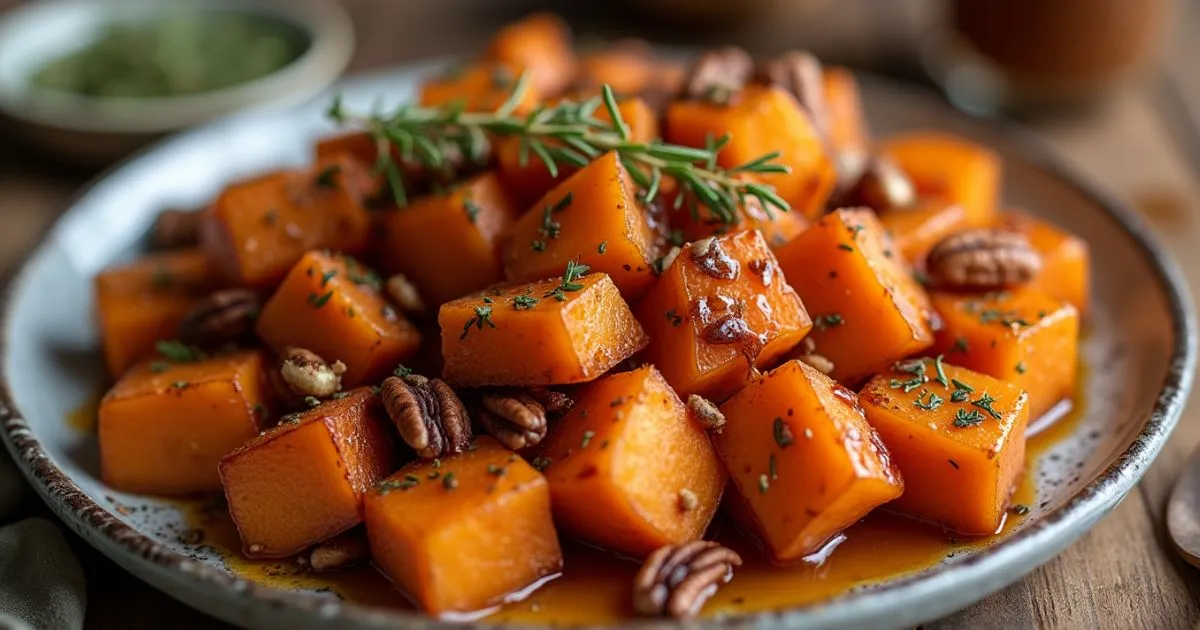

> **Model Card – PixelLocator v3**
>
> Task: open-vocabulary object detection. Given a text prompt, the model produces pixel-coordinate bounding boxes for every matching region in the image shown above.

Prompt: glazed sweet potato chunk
[200,155,373,289]
[636,230,812,401]
[501,151,657,298]
[364,437,562,616]
[775,208,935,384]
[439,272,647,387]
[419,62,539,113]
[715,360,903,563]
[860,358,1030,534]
[879,132,1000,227]
[995,211,1090,316]
[538,365,726,558]
[255,251,421,387]
[822,66,870,156]
[878,201,969,264]
[485,13,576,97]
[375,172,519,306]
[574,40,656,96]
[665,85,837,219]
[220,388,398,558]
[94,249,218,378]
[930,289,1079,419]
[99,350,269,495]
[496,97,659,206]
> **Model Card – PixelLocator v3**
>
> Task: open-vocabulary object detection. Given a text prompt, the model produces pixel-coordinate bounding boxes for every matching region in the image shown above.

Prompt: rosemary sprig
[328,77,791,224]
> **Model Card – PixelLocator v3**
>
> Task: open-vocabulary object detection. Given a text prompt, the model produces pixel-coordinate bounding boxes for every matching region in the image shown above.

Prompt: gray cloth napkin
[0,450,86,630]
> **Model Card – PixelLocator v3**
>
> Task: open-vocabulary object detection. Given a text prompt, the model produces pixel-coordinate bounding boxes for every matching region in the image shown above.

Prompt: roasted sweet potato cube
[775,208,935,384]
[496,98,658,206]
[255,251,421,387]
[501,151,658,298]
[538,365,725,558]
[860,359,1030,534]
[715,360,903,563]
[220,388,398,558]
[364,437,562,616]
[665,85,837,220]
[879,132,1000,227]
[485,13,576,97]
[439,273,647,387]
[879,201,969,264]
[665,190,809,248]
[375,172,519,306]
[94,249,218,378]
[99,350,270,495]
[574,40,656,96]
[200,155,373,289]
[823,66,870,156]
[930,289,1079,419]
[419,62,538,113]
[995,211,1090,316]
[636,231,812,401]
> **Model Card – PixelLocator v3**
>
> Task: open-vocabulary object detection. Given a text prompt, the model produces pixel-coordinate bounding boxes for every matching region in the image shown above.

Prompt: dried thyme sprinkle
[1015,361,1027,374]
[320,269,337,287]
[304,396,320,408]
[314,164,341,189]
[463,198,482,223]
[156,340,202,362]
[758,474,770,494]
[813,313,844,331]
[432,459,442,469]
[971,392,1003,420]
[460,304,497,339]
[951,378,974,393]
[581,430,595,448]
[951,337,969,353]
[532,456,551,471]
[393,364,412,377]
[308,290,334,308]
[953,408,984,428]
[837,243,854,252]
[951,389,970,403]
[914,390,944,411]
[404,473,420,483]
[428,471,440,480]
[933,354,949,387]
[513,293,539,310]
[531,239,547,252]
[598,241,608,254]
[149,361,171,374]
[665,309,684,326]
[487,464,506,476]
[442,472,458,490]
[545,259,589,301]
[773,418,794,448]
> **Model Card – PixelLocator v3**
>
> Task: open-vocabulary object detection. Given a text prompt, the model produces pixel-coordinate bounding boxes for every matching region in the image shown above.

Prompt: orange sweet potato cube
[879,132,1000,227]
[930,289,1079,419]
[878,201,969,264]
[99,350,270,495]
[860,359,1030,534]
[364,437,562,616]
[538,366,726,558]
[439,272,647,387]
[574,41,656,96]
[715,360,903,563]
[255,251,421,387]
[823,67,870,156]
[775,208,935,384]
[501,151,658,298]
[996,211,1090,316]
[665,85,837,220]
[375,172,519,306]
[200,155,374,289]
[220,388,398,558]
[419,62,539,113]
[485,13,576,97]
[94,249,218,378]
[636,230,812,401]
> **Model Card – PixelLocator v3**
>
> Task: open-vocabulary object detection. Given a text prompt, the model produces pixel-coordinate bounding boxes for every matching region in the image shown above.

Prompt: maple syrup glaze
[169,377,1082,624]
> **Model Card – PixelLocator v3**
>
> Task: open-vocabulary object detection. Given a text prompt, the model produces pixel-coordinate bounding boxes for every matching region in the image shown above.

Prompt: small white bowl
[0,0,355,164]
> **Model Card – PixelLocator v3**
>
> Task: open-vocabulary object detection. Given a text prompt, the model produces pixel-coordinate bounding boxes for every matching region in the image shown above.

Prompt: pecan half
[307,531,369,572]
[478,388,573,450]
[754,50,828,139]
[843,155,917,211]
[150,208,202,250]
[680,47,754,105]
[926,229,1043,291]
[633,541,743,618]
[280,347,346,398]
[381,375,471,459]
[385,273,426,315]
[178,289,260,347]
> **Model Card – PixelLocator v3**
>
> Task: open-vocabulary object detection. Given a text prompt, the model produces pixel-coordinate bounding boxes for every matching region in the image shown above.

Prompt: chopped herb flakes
[951,337,969,353]
[581,430,595,448]
[971,392,1003,420]
[545,259,589,302]
[933,354,949,387]
[442,472,458,490]
[531,456,551,471]
[769,454,778,480]
[1011,504,1031,515]
[1015,362,1027,374]
[156,340,202,362]
[837,243,855,252]
[913,390,944,411]
[304,396,320,408]
[308,290,334,308]
[665,309,684,326]
[758,474,770,494]
[597,241,608,254]
[463,199,482,223]
[460,304,497,339]
[149,361,171,374]
[513,293,539,310]
[320,269,337,287]
[953,408,984,428]
[813,313,844,331]
[773,418,794,448]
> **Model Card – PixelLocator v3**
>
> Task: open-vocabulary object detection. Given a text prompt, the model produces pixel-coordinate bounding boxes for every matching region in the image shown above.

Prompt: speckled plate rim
[0,69,1195,630]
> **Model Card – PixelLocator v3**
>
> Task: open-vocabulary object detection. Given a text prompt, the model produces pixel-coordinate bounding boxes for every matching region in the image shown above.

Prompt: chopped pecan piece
[307,531,369,572]
[478,388,573,450]
[680,47,754,105]
[380,374,472,459]
[178,289,260,348]
[843,155,917,211]
[799,353,835,374]
[686,395,725,433]
[150,208,203,250]
[754,50,828,138]
[385,273,426,315]
[279,347,346,398]
[633,541,743,618]
[927,229,1043,291]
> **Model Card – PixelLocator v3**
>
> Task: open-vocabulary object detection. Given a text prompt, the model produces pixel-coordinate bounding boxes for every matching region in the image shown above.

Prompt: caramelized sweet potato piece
[574,40,656,96]
[99,350,269,495]
[665,84,837,219]
[220,388,398,558]
[775,208,935,384]
[538,365,725,558]
[995,211,1090,316]
[496,97,659,206]
[439,273,647,387]
[822,66,870,156]
[364,437,562,616]
[375,172,519,306]
[930,289,1079,419]
[879,201,969,264]
[94,249,218,378]
[636,231,812,401]
[715,360,903,563]
[485,13,576,97]
[879,132,1001,227]
[501,151,658,298]
[860,359,1030,534]
[200,155,373,290]
[419,62,538,113]
[255,251,421,387]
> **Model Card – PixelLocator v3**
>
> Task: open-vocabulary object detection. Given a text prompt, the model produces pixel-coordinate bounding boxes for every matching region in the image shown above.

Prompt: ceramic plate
[1,63,1195,630]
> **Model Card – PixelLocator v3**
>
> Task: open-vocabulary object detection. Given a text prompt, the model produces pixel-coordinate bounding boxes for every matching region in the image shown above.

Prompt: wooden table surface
[4,1,1200,628]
